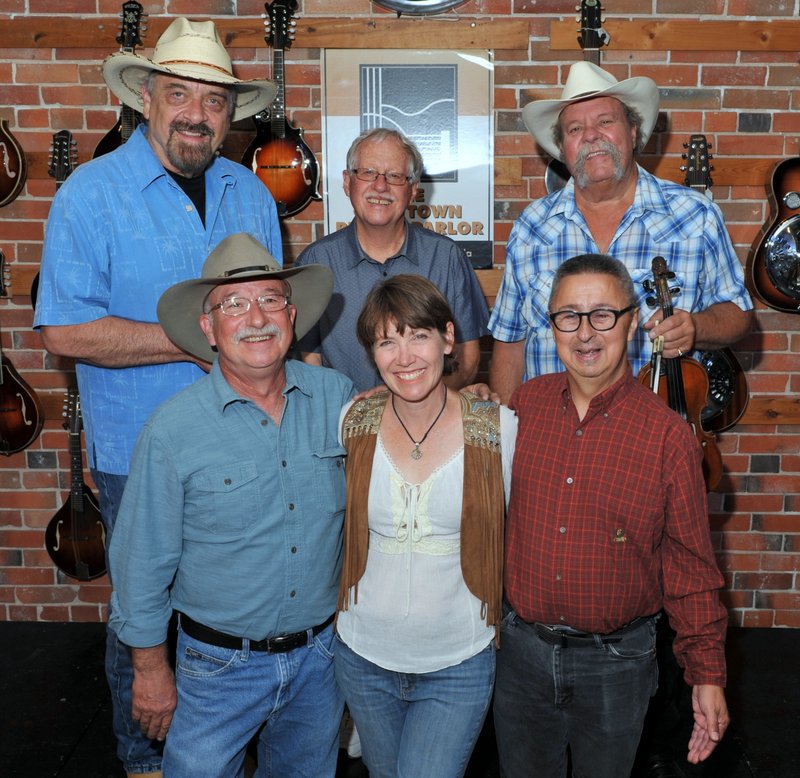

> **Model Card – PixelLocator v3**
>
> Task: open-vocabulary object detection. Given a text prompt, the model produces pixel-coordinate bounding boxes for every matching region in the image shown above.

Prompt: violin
[637,256,723,492]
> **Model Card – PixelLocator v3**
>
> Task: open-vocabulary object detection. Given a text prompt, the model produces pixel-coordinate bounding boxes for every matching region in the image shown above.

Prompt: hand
[131,647,177,741]
[687,684,729,763]
[354,383,387,401]
[644,309,696,359]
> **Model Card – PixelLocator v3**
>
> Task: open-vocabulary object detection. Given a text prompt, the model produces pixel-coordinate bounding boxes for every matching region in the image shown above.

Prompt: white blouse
[337,404,517,673]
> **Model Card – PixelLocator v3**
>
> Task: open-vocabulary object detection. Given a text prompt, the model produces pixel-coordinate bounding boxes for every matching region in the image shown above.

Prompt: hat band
[223,264,275,277]
[156,58,235,78]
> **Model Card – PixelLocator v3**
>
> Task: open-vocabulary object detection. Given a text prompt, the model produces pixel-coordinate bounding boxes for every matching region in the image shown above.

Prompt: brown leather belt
[179,612,334,654]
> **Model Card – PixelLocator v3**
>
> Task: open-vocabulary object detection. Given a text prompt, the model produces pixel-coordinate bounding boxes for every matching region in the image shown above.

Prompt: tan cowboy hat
[102,17,276,123]
[522,61,660,160]
[157,233,333,363]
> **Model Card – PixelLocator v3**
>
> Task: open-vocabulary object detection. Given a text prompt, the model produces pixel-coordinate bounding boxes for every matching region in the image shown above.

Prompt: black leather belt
[534,617,650,648]
[179,613,334,654]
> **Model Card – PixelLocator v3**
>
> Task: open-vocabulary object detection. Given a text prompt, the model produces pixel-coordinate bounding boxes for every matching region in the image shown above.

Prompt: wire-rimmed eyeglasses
[549,305,636,333]
[208,294,291,317]
[350,168,412,186]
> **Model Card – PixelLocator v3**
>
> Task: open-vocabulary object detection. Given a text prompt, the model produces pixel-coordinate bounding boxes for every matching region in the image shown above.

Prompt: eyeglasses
[350,168,411,186]
[208,294,291,317]
[549,305,636,333]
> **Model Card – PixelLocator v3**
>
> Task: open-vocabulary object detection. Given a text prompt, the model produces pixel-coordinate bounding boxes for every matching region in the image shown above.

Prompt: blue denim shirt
[34,125,283,474]
[108,359,354,648]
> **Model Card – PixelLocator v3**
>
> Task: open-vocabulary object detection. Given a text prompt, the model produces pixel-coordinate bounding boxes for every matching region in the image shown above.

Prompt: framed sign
[321,49,494,268]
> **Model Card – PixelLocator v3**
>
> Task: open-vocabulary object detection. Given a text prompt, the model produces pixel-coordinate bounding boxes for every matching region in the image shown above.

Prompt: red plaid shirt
[507,372,727,686]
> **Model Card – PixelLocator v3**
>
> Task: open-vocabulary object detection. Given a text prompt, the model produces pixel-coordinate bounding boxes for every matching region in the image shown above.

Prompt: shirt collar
[562,370,639,423]
[344,219,419,269]
[208,358,315,413]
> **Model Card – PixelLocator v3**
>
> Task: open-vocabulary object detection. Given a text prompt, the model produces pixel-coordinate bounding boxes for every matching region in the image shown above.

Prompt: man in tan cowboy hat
[33,18,282,778]
[488,60,752,404]
[107,233,354,777]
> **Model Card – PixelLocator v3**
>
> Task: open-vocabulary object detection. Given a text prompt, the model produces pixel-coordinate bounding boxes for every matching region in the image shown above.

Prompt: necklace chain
[391,385,448,460]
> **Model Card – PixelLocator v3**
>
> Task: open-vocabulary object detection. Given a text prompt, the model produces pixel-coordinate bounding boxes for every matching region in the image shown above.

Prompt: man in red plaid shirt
[493,254,729,778]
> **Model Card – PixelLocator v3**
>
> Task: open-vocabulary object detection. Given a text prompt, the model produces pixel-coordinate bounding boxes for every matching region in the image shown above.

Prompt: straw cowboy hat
[522,61,660,160]
[102,17,277,123]
[157,233,333,363]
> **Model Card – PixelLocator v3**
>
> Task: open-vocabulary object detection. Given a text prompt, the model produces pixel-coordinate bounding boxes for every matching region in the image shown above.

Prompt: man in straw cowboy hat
[108,232,355,777]
[34,18,282,777]
[488,60,752,404]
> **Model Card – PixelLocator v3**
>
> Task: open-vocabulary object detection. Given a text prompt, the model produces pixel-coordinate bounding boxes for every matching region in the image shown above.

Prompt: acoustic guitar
[93,1,146,159]
[544,0,609,194]
[0,248,44,456]
[241,0,322,217]
[44,388,106,581]
[680,134,749,432]
[747,156,800,313]
[0,119,27,208]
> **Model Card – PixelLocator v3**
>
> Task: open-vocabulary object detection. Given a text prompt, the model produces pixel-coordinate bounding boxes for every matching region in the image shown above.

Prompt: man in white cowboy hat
[108,232,354,777]
[488,60,752,404]
[33,18,282,778]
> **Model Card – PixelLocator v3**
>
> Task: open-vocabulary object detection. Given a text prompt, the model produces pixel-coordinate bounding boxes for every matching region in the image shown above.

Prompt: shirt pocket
[311,445,347,517]
[523,268,557,338]
[184,461,261,535]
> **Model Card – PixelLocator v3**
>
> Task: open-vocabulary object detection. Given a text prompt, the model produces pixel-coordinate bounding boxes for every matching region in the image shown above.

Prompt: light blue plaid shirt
[488,165,753,379]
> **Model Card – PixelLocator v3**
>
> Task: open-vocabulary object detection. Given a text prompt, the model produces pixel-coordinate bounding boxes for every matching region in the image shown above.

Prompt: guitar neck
[271,49,286,137]
[69,430,86,511]
[120,104,139,143]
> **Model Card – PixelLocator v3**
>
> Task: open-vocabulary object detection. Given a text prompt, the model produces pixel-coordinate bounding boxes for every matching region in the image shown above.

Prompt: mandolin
[680,134,749,432]
[241,0,322,217]
[0,248,44,456]
[544,0,609,194]
[747,155,800,313]
[93,1,146,159]
[0,119,27,208]
[639,256,723,492]
[44,388,106,581]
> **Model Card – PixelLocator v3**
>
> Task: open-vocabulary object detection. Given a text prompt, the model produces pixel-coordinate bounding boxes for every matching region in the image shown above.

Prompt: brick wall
[0,1,798,625]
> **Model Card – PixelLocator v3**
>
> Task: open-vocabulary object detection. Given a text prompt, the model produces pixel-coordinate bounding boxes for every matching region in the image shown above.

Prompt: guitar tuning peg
[679,163,687,170]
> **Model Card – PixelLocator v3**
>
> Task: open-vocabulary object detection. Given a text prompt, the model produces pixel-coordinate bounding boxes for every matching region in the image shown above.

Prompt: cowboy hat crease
[102,17,277,123]
[158,233,334,364]
[522,61,660,161]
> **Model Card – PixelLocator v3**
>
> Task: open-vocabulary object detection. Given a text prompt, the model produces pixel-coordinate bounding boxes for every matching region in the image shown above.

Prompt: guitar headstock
[62,388,83,435]
[681,133,713,193]
[577,0,609,55]
[117,1,147,54]
[265,0,298,51]
[48,131,78,190]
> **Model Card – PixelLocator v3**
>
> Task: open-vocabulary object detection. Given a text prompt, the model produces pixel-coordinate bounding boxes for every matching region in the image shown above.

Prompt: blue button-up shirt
[33,125,283,474]
[488,165,753,379]
[108,360,354,648]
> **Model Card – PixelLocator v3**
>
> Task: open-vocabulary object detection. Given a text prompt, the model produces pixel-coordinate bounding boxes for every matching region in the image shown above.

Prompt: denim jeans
[334,635,495,778]
[493,608,658,778]
[163,621,342,778]
[93,470,164,774]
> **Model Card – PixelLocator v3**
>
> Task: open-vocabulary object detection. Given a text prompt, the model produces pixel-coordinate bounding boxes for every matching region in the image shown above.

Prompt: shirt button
[224,478,232,485]
[559,526,566,534]
[560,615,566,622]
[291,546,297,554]
[556,574,561,581]
[282,460,287,467]
[288,503,295,511]
[290,590,296,598]
[566,477,573,484]
[575,429,583,437]
[261,419,268,426]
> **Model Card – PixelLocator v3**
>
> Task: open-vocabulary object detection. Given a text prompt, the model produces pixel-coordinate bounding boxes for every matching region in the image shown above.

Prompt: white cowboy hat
[157,233,333,363]
[102,18,276,123]
[522,61,660,160]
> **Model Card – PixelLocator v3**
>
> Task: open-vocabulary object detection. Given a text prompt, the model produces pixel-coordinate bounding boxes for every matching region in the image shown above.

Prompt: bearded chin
[166,135,214,178]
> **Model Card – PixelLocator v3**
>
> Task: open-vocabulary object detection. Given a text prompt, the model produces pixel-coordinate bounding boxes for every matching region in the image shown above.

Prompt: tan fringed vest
[337,391,505,635]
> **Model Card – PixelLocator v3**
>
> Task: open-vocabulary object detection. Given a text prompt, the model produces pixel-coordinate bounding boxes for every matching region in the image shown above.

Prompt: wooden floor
[2,623,798,777]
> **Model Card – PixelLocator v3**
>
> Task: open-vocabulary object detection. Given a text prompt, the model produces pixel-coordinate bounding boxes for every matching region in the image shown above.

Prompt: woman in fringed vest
[334,275,517,778]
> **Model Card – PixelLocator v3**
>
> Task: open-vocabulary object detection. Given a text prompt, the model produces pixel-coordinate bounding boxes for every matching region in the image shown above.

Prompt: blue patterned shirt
[488,165,753,379]
[33,125,283,474]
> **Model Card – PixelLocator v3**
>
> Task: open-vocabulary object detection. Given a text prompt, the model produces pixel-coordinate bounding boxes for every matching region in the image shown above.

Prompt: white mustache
[233,323,282,344]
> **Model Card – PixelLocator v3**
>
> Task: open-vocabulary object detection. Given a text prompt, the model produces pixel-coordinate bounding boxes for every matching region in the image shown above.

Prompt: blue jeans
[334,635,495,778]
[93,470,164,774]
[493,608,658,778]
[162,621,342,778]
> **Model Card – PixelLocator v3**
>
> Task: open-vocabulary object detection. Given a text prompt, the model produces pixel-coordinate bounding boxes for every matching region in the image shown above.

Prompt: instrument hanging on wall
[638,256,723,492]
[31,130,78,309]
[544,0,609,194]
[0,118,27,208]
[747,155,800,313]
[680,134,749,432]
[44,388,106,581]
[241,0,322,217]
[93,1,147,159]
[0,248,44,456]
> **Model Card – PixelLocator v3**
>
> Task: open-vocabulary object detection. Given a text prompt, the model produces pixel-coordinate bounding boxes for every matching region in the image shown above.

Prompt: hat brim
[157,264,333,364]
[522,76,660,161]
[102,52,277,124]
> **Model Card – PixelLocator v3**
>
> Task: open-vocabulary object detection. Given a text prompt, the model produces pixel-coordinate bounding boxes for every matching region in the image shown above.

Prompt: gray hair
[548,253,637,310]
[345,128,424,183]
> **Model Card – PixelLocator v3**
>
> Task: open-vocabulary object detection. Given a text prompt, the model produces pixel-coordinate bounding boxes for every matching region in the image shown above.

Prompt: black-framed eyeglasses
[549,305,636,333]
[208,294,291,317]
[350,168,412,186]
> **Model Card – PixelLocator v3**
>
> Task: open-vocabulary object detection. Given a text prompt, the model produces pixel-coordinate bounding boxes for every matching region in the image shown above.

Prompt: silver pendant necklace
[391,384,448,460]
